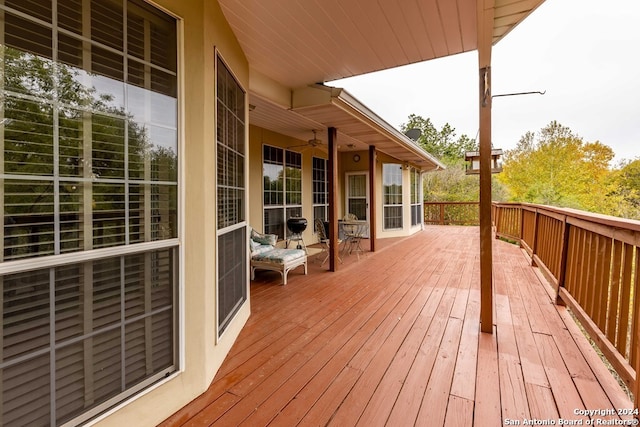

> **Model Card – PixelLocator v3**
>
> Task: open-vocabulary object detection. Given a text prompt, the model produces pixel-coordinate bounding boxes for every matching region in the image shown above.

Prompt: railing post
[439,203,445,225]
[554,216,569,306]
[519,206,524,242]
[531,208,539,267]
[494,204,501,239]
[633,255,640,413]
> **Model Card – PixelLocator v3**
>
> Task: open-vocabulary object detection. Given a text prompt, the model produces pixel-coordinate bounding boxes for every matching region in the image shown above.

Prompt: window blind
[1,0,179,424]
[1,250,177,425]
[216,56,246,336]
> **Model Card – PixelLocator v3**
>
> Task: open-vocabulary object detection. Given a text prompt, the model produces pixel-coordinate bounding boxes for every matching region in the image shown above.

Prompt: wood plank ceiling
[218,0,545,89]
[219,0,545,168]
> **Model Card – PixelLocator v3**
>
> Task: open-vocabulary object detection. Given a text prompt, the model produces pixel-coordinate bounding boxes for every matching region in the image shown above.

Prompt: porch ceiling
[219,0,545,89]
[250,86,446,171]
[233,0,545,170]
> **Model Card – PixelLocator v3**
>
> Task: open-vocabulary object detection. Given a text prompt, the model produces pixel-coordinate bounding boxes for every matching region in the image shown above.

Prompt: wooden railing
[493,202,640,406]
[423,201,479,225]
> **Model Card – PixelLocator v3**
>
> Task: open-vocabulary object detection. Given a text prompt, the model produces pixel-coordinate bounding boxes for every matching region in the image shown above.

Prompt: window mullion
[49,267,57,426]
[143,18,152,243]
[83,260,94,408]
[51,1,59,417]
[53,95,61,255]
[81,0,95,409]
[82,0,93,251]
[0,9,3,396]
[142,16,153,376]
[123,0,131,246]
[120,256,126,391]
[144,250,152,374]
[1,5,5,263]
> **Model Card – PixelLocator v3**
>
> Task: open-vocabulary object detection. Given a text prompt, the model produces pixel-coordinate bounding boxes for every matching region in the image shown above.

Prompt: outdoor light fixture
[464,149,503,175]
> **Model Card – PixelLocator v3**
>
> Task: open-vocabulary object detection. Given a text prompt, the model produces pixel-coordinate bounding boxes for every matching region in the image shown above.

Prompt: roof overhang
[219,0,546,89]
[250,85,446,171]
[228,0,545,170]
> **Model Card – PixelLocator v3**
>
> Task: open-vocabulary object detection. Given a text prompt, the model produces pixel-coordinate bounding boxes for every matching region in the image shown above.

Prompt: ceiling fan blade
[287,143,311,150]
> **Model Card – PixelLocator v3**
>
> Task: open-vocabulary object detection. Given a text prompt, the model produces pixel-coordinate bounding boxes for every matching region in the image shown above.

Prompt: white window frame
[410,167,422,227]
[382,163,403,230]
[262,144,302,240]
[312,156,328,229]
[215,52,248,339]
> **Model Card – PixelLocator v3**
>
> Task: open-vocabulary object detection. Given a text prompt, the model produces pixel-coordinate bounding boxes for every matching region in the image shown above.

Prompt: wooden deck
[160,226,632,427]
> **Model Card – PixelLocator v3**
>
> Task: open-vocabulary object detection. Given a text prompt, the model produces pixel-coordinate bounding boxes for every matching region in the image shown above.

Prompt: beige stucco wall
[92,0,250,425]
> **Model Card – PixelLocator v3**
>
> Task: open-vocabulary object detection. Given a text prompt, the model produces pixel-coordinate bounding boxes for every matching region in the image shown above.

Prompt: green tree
[400,114,477,165]
[400,114,506,205]
[498,121,618,213]
[607,159,640,219]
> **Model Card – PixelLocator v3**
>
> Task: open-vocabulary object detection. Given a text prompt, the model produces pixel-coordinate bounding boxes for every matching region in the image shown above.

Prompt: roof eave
[291,84,446,171]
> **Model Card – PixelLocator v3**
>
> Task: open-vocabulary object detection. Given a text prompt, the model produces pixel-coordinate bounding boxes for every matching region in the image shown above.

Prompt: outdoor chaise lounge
[250,228,307,285]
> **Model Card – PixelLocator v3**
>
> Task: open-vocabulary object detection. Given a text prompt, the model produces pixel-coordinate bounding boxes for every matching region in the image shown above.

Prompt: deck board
[160,226,632,427]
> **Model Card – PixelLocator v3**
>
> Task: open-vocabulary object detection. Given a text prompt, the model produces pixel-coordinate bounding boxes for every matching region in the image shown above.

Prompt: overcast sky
[330,0,640,164]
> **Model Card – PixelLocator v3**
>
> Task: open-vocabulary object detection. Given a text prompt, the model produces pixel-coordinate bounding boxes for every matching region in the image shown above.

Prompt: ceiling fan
[288,130,326,152]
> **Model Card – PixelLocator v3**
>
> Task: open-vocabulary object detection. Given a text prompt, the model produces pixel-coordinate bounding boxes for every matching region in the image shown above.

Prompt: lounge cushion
[251,248,306,264]
[250,229,277,246]
[251,243,275,256]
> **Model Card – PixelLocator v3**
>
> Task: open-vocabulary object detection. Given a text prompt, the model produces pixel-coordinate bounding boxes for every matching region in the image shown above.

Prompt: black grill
[286,217,307,234]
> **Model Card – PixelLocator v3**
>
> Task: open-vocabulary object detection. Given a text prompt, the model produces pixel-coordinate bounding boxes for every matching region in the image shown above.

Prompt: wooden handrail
[423,201,479,226]
[493,202,640,408]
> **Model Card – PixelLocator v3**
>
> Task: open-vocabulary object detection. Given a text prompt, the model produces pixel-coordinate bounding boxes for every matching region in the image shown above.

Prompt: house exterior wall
[248,131,424,252]
[91,0,250,425]
[249,141,422,248]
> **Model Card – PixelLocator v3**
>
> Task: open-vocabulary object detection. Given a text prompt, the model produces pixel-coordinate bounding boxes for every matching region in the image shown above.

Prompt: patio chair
[314,218,341,266]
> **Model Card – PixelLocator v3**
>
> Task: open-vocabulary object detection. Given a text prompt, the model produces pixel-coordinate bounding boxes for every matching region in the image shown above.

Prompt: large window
[383,163,403,230]
[263,145,301,239]
[1,1,178,425]
[312,157,328,227]
[216,56,246,336]
[411,168,422,226]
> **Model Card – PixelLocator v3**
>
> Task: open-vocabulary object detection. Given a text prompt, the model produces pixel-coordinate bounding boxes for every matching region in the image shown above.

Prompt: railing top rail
[423,201,479,205]
[492,202,640,233]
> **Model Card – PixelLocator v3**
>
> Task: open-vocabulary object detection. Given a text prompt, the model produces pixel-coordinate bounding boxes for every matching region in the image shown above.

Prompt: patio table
[340,220,369,259]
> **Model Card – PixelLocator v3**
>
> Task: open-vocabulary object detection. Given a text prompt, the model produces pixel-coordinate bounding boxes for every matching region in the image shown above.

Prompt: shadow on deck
[161,226,632,426]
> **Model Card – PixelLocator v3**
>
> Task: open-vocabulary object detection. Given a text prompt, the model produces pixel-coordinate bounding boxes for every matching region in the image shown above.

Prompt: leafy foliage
[607,159,640,219]
[400,114,477,165]
[498,121,639,218]
[400,114,506,205]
